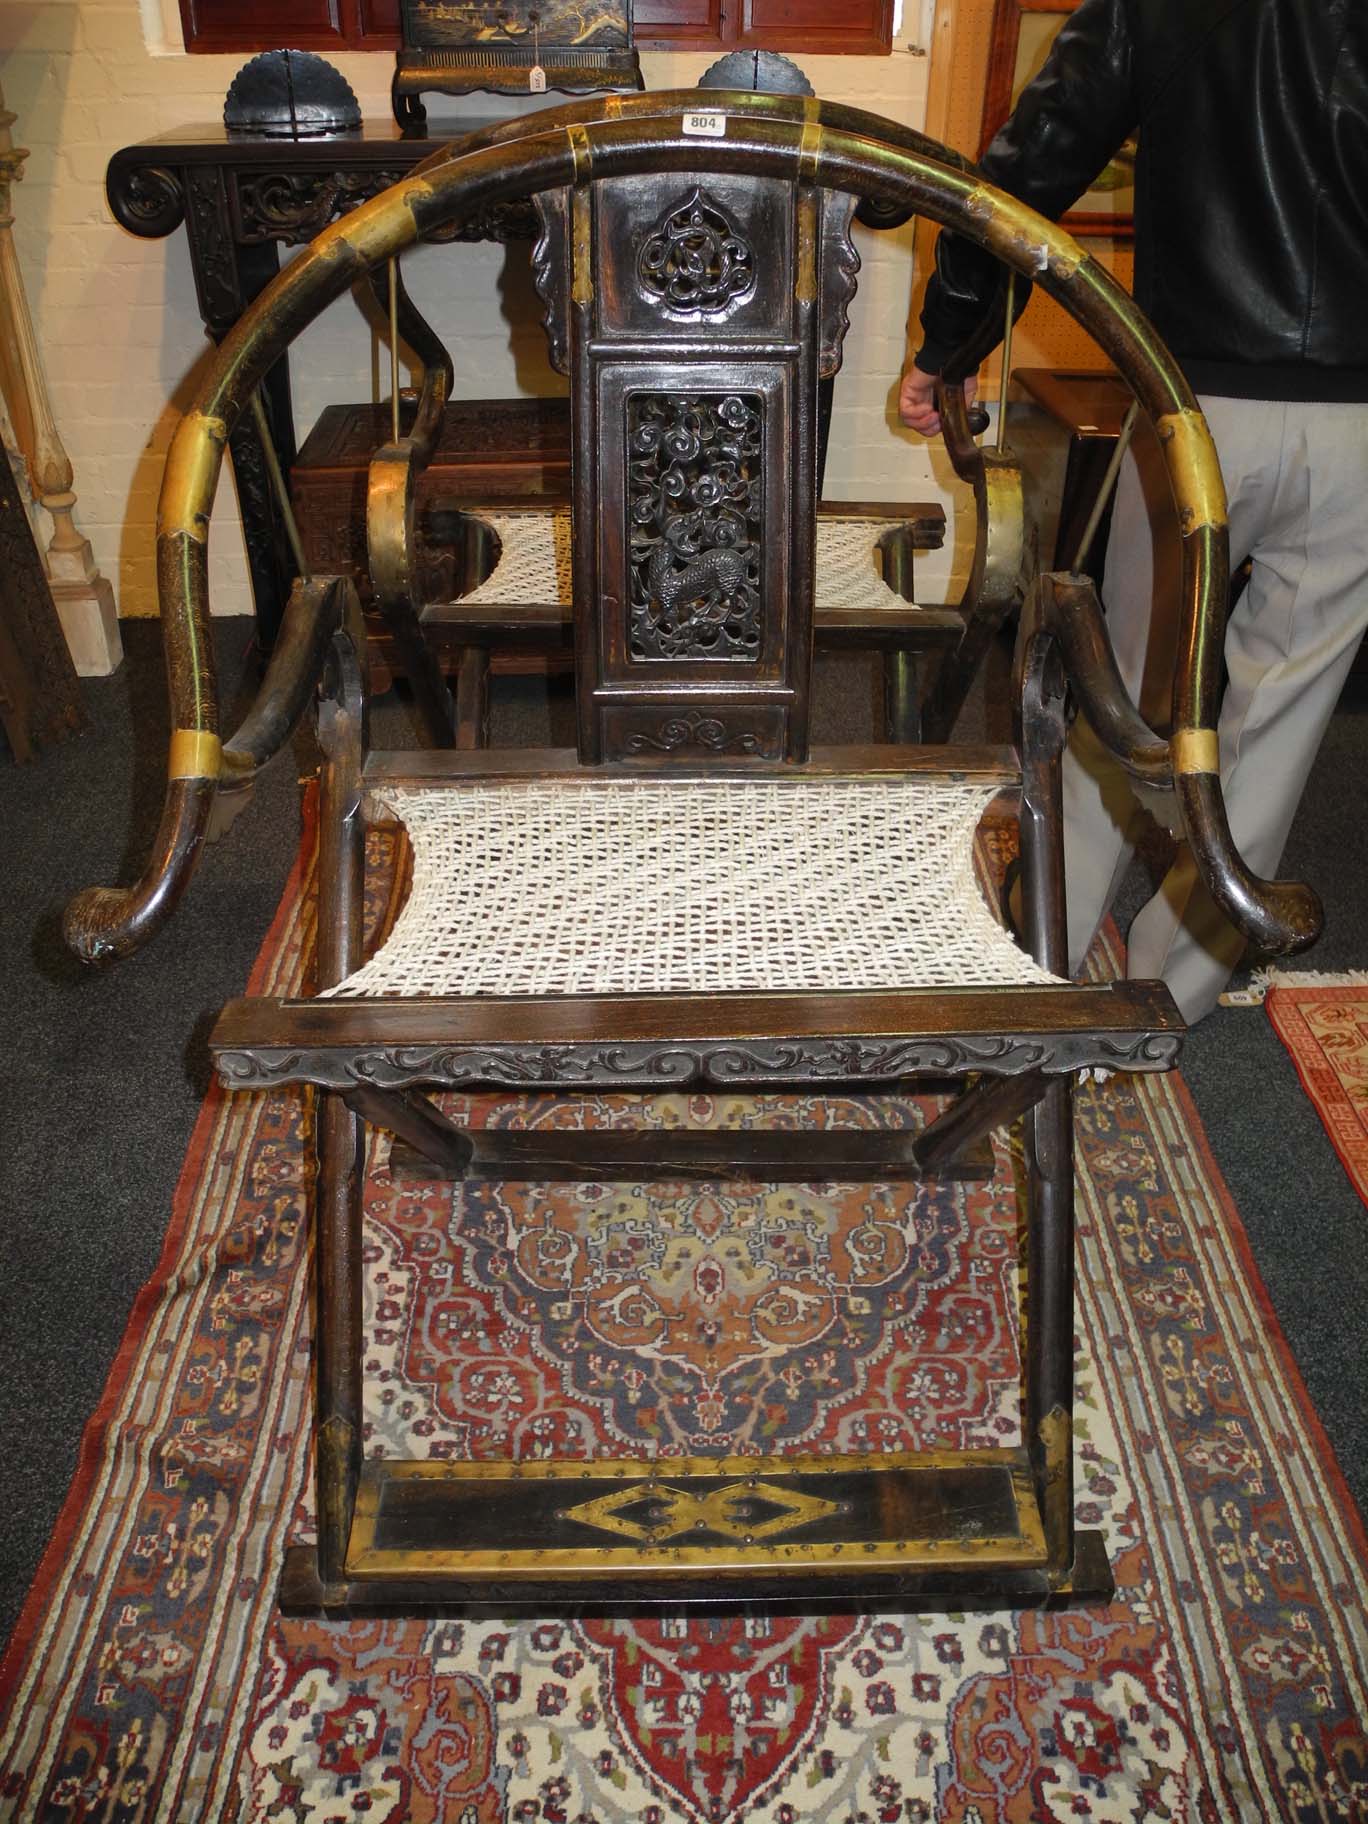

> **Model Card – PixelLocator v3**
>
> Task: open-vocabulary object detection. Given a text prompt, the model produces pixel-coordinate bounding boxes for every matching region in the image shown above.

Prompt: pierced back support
[533,165,860,763]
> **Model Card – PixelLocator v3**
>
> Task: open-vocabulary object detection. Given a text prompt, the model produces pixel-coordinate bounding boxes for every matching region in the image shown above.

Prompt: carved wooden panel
[594,363,792,688]
[600,703,786,758]
[636,188,757,317]
[594,174,793,345]
[626,391,763,664]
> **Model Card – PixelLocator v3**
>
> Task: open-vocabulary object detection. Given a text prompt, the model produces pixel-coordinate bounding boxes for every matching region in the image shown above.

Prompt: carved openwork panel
[636,187,756,318]
[626,391,763,664]
[593,173,794,341]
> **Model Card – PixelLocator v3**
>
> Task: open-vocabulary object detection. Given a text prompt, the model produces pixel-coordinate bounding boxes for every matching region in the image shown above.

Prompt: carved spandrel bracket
[531,187,570,375]
[182,165,245,333]
[818,190,861,380]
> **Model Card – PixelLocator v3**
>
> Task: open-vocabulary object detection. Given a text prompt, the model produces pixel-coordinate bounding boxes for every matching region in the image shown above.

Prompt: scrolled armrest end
[63,886,144,966]
[1175,772,1324,958]
[62,775,217,966]
[1246,879,1324,959]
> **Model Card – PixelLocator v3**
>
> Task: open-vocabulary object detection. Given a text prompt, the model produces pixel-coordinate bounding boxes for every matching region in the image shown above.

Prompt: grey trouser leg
[1062,396,1368,1023]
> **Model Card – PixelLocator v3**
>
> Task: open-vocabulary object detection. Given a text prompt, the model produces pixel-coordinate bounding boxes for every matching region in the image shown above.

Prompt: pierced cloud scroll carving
[636,187,757,317]
[627,392,763,663]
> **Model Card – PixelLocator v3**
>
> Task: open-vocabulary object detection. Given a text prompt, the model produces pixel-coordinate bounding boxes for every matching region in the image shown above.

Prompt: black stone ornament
[224,50,362,138]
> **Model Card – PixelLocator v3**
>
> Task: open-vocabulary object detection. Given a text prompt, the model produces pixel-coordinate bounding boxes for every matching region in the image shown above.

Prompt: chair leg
[883,650,922,743]
[879,527,922,743]
[313,1093,366,1589]
[455,645,491,749]
[1014,610,1081,1580]
[307,627,368,1595]
[1024,1076,1077,1578]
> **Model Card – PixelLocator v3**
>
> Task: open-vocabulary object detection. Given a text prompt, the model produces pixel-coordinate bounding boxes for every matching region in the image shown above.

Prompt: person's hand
[898,367,979,438]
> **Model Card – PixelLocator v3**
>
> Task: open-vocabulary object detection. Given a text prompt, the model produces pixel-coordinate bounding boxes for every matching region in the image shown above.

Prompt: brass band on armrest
[1156,412,1227,534]
[1171,728,1219,775]
[157,411,228,544]
[168,728,223,781]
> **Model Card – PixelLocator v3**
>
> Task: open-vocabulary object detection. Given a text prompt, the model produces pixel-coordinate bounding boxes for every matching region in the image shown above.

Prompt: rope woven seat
[457,507,923,614]
[325,777,1060,1000]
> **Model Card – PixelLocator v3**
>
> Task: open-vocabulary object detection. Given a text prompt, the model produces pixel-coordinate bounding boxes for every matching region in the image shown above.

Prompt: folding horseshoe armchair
[66,94,1321,1618]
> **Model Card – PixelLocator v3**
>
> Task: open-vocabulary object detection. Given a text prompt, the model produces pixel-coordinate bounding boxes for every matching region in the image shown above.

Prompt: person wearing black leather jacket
[901,0,1368,1022]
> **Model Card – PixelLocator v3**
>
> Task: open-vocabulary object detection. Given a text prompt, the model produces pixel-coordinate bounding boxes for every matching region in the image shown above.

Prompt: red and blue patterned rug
[3,818,1366,1821]
[1265,974,1368,1208]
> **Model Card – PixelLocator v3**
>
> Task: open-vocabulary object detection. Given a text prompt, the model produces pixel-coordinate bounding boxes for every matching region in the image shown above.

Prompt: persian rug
[1264,973,1368,1208]
[3,815,1368,1823]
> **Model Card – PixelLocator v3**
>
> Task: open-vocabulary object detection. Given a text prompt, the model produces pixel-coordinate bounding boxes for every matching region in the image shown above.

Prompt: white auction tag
[683,111,727,138]
[529,63,547,92]
[1218,986,1268,1007]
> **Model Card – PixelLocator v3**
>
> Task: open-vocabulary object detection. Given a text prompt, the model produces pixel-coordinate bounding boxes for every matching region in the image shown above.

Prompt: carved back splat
[533,167,860,763]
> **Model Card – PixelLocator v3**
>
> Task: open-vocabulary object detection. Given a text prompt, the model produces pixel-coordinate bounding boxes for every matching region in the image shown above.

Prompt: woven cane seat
[325,776,1059,1000]
[457,507,922,615]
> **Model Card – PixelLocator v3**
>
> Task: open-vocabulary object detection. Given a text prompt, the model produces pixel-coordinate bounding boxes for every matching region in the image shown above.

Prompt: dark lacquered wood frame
[71,94,1323,1617]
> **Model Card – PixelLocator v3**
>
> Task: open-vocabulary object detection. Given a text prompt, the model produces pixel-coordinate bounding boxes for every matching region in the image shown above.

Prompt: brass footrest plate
[347,1449,1047,1583]
[277,1455,1116,1617]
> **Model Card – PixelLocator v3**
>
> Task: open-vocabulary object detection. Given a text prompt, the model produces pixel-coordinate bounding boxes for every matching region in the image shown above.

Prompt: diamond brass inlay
[563,1478,841,1544]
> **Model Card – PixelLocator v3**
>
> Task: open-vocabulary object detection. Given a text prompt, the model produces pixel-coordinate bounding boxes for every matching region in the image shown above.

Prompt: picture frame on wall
[981,0,1135,239]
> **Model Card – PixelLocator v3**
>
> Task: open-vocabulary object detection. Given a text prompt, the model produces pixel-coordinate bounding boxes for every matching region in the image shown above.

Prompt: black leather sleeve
[917,0,1141,378]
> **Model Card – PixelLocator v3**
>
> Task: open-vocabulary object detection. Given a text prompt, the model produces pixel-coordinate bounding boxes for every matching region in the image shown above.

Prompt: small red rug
[1265,974,1368,1208]
[3,814,1368,1822]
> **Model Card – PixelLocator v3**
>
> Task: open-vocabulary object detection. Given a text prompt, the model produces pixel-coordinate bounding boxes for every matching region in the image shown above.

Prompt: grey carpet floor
[1,618,1364,1656]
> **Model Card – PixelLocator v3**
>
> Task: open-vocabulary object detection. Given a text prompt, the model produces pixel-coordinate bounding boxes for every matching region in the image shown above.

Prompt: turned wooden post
[0,82,121,676]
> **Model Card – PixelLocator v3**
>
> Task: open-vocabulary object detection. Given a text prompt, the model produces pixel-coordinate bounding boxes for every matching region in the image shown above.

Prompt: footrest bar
[387,1126,996,1183]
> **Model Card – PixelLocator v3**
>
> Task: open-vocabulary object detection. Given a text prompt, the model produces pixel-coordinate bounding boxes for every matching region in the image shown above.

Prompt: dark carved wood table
[106,122,526,648]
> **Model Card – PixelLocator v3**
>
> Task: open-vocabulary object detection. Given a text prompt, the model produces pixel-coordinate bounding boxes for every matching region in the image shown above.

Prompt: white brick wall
[2,6,965,617]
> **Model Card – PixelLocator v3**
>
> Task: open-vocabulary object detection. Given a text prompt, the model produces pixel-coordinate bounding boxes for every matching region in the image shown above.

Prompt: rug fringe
[1252,966,1368,994]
